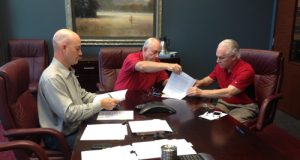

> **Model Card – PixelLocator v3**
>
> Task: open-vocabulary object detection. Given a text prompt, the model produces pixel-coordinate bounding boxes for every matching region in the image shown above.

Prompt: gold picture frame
[65,0,162,46]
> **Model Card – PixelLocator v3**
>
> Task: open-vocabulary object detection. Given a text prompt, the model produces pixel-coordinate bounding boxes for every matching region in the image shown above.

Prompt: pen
[108,93,113,98]
[130,150,137,156]
[122,120,128,125]
[108,94,123,110]
[235,126,245,135]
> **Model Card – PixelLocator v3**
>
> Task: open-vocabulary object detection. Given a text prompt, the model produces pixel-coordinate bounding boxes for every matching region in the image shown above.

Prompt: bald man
[38,29,118,150]
[187,39,258,123]
[114,37,182,91]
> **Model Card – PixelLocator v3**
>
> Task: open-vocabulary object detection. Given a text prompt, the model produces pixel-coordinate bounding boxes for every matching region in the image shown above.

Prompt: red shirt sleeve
[229,64,255,91]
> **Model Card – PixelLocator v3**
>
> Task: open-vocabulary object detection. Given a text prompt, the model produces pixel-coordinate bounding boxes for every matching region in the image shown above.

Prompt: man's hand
[100,98,119,110]
[167,63,182,74]
[187,86,202,97]
[193,77,214,87]
[194,80,202,87]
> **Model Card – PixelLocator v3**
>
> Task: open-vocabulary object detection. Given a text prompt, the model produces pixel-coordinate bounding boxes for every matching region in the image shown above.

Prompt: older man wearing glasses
[187,39,258,123]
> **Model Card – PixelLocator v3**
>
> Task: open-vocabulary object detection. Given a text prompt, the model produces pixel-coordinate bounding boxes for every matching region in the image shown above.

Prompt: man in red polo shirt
[187,39,258,122]
[114,37,182,91]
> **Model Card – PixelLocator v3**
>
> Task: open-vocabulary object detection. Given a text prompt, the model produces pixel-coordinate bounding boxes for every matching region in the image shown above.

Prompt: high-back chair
[8,39,49,93]
[240,49,283,131]
[97,47,142,92]
[0,58,71,160]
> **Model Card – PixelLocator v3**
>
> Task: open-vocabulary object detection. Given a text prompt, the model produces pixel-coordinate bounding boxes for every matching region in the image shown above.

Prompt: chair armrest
[0,140,48,160]
[256,93,283,131]
[243,118,258,130]
[4,128,71,160]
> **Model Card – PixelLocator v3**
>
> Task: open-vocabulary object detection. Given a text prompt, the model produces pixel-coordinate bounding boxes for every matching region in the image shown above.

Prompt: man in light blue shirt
[38,29,118,150]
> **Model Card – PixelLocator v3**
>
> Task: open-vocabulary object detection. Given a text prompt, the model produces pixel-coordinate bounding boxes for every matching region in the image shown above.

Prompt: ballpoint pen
[108,93,113,98]
[235,126,245,135]
[121,120,128,125]
[108,94,123,110]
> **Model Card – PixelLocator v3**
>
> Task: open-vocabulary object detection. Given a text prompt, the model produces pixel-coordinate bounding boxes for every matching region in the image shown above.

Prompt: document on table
[97,111,134,120]
[128,119,173,135]
[93,89,128,102]
[198,111,227,120]
[132,139,196,159]
[81,145,138,160]
[162,72,196,100]
[80,123,127,140]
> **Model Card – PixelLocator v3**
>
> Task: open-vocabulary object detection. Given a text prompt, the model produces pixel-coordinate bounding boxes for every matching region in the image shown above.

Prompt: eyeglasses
[216,54,234,61]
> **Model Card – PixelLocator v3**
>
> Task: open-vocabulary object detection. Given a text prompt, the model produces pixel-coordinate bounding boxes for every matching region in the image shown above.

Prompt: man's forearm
[200,85,241,98]
[196,76,214,87]
[135,61,168,72]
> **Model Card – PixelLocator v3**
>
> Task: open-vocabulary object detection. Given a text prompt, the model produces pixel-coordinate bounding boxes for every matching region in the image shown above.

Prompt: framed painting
[65,0,162,45]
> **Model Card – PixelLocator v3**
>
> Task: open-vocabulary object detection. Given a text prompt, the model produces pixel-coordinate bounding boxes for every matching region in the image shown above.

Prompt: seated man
[114,37,182,91]
[38,29,118,150]
[187,39,258,123]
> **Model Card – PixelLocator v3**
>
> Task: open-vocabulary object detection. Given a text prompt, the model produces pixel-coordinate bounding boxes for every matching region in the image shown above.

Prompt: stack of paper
[81,139,196,160]
[93,89,128,102]
[97,111,134,120]
[81,145,138,160]
[80,123,127,140]
[128,119,172,135]
[162,72,196,100]
[132,139,196,159]
[198,111,227,120]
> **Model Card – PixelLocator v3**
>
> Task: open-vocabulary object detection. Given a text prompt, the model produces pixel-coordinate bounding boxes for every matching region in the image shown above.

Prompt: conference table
[71,90,285,160]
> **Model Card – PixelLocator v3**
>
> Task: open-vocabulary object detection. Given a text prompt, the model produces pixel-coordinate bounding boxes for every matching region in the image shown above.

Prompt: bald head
[52,29,80,53]
[52,29,82,68]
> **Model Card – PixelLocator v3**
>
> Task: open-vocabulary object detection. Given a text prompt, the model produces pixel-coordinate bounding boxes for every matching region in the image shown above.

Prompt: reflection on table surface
[71,90,285,160]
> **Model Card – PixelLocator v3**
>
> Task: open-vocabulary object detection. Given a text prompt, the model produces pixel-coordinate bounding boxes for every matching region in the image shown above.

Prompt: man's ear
[62,43,67,50]
[232,55,238,61]
[143,46,149,52]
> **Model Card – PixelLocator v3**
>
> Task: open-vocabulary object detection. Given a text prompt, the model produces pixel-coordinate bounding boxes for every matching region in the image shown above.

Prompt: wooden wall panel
[273,0,300,119]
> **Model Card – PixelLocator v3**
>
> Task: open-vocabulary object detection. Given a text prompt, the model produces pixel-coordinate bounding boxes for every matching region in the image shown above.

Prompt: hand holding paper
[93,89,127,103]
[162,72,196,99]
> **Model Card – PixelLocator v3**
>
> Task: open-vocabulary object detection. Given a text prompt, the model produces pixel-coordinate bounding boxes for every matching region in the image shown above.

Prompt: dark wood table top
[71,90,285,160]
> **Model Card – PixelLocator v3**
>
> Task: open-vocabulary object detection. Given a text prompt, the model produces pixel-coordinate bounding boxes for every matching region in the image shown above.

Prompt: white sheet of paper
[93,89,128,102]
[80,123,127,140]
[198,111,227,120]
[97,111,134,120]
[162,72,196,100]
[128,119,172,134]
[81,145,138,160]
[132,139,196,159]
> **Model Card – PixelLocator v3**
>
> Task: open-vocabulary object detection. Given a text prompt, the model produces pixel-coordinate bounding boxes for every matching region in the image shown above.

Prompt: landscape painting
[65,0,162,45]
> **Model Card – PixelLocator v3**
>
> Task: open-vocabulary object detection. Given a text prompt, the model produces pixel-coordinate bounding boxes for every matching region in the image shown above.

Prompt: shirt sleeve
[230,68,255,91]
[42,76,101,123]
[122,54,140,74]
